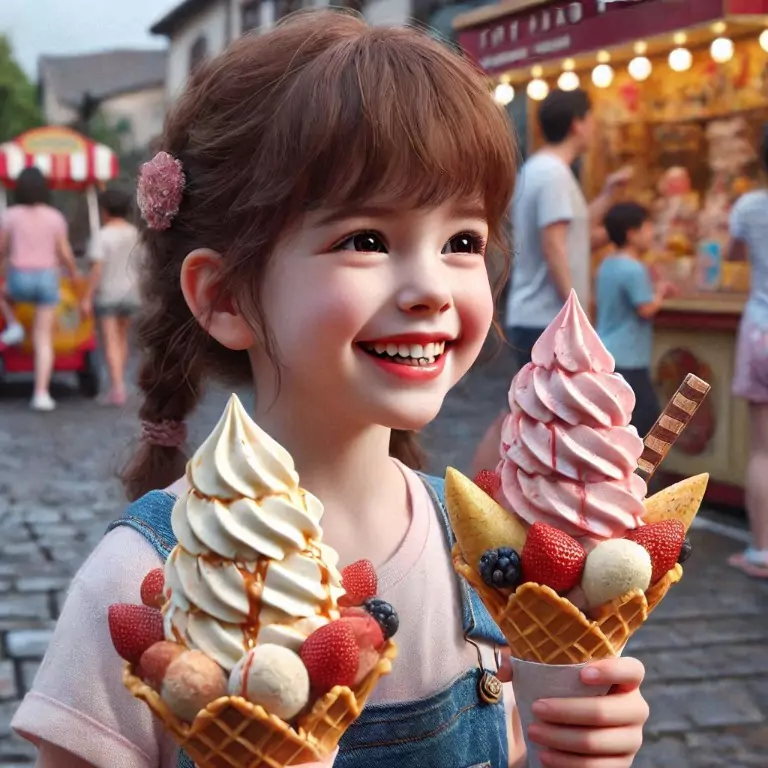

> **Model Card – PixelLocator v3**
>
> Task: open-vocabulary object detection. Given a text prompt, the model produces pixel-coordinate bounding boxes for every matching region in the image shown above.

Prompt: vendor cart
[0,126,120,397]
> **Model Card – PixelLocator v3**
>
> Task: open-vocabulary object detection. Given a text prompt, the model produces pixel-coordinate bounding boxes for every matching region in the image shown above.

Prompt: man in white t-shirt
[505,88,631,370]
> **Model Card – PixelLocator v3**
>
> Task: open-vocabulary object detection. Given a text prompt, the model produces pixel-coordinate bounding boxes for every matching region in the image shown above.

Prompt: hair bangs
[247,22,518,237]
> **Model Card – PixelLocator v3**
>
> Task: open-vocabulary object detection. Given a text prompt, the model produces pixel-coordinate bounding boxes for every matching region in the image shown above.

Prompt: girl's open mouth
[358,340,447,367]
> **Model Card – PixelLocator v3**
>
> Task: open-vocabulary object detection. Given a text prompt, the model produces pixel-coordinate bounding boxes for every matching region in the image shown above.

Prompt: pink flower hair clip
[136,151,186,230]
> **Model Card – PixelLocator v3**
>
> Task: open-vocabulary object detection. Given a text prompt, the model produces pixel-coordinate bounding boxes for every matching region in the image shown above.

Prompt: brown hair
[121,9,518,501]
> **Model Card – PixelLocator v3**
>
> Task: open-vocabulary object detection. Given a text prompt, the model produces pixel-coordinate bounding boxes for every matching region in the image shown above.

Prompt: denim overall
[108,475,509,768]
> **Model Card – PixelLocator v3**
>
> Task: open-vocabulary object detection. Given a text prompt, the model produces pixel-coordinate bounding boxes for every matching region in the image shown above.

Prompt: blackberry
[364,598,399,639]
[678,537,692,564]
[479,547,521,589]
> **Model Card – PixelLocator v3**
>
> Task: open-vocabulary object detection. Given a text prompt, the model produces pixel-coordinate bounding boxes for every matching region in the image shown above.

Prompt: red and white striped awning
[0,126,119,191]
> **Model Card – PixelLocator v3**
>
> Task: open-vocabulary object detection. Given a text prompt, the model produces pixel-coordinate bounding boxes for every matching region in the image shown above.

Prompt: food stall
[454,0,768,505]
[0,126,120,395]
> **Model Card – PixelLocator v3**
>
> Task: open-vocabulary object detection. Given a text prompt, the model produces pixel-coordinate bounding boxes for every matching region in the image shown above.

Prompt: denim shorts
[6,268,60,306]
[95,301,139,318]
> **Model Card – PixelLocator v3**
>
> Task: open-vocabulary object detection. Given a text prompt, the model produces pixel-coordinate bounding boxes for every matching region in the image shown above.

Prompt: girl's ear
[180,248,256,351]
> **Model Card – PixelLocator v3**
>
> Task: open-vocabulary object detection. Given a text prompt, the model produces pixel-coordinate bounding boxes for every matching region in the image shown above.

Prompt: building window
[241,0,261,33]
[274,0,303,21]
[189,35,208,75]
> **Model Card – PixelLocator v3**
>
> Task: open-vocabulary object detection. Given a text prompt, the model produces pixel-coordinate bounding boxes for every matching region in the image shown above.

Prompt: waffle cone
[454,546,682,665]
[124,641,397,768]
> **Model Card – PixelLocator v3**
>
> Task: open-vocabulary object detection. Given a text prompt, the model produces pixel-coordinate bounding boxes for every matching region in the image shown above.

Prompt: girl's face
[251,199,494,432]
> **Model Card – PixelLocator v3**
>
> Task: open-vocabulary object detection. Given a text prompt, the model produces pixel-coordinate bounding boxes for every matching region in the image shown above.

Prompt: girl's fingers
[528,722,642,757]
[539,750,634,768]
[533,689,649,727]
[580,657,646,693]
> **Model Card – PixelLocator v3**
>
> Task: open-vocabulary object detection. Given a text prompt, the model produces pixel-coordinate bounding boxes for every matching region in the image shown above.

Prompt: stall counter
[652,294,748,507]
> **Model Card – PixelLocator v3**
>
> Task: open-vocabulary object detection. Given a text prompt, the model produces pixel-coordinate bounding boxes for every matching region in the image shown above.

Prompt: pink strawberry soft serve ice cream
[498,291,647,540]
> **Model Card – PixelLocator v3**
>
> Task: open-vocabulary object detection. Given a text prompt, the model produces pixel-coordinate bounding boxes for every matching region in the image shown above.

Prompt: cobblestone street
[0,351,767,767]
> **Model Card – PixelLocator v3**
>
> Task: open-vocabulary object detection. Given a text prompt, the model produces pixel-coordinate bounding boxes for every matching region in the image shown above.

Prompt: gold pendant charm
[478,670,503,705]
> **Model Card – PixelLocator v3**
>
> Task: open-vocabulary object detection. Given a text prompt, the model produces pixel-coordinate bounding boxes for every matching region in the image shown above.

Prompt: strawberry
[108,603,165,664]
[473,470,501,498]
[339,559,378,607]
[521,523,587,594]
[140,568,166,609]
[300,621,359,691]
[625,520,685,584]
[137,641,185,690]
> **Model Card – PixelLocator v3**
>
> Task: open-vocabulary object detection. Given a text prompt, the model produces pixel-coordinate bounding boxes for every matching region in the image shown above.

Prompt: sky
[1,0,180,77]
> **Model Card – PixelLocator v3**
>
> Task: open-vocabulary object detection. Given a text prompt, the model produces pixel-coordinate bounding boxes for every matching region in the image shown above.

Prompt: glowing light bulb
[628,56,652,82]
[761,29,768,53]
[591,63,614,88]
[557,71,580,91]
[710,37,734,63]
[527,79,549,101]
[668,47,692,72]
[494,82,515,105]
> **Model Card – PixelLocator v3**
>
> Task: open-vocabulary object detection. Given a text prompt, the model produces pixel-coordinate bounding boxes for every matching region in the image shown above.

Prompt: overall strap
[417,473,507,647]
[105,490,178,561]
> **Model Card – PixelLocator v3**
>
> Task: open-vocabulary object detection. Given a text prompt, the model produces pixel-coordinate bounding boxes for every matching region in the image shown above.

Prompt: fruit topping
[473,469,501,498]
[520,522,586,593]
[161,650,228,722]
[228,645,310,720]
[479,547,521,589]
[625,520,686,584]
[108,603,165,664]
[300,621,359,691]
[137,641,185,690]
[678,536,692,564]
[140,568,166,609]
[363,598,399,640]
[341,614,385,684]
[581,539,652,609]
[339,559,378,607]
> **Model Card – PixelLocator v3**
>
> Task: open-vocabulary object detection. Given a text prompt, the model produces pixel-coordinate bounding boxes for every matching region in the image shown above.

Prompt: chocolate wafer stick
[636,373,711,481]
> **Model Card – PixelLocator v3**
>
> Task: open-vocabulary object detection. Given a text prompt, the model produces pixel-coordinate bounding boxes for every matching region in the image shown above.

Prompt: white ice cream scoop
[228,644,310,721]
[581,539,653,609]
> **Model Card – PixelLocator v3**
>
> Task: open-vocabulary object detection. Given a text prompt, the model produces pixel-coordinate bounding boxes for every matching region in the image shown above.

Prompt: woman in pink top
[0,167,78,411]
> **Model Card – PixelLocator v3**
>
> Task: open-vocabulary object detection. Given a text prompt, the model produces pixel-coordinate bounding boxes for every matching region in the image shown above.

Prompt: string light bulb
[761,29,768,53]
[710,37,734,63]
[668,47,693,72]
[628,56,652,81]
[527,78,549,101]
[558,71,580,91]
[592,63,614,88]
[493,82,515,105]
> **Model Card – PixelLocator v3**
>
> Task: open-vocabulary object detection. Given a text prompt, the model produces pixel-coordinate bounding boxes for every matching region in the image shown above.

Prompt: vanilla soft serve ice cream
[163,394,345,671]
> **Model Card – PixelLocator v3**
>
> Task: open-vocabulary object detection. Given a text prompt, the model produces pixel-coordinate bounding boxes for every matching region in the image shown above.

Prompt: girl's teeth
[374,343,387,355]
[386,343,399,356]
[362,340,448,363]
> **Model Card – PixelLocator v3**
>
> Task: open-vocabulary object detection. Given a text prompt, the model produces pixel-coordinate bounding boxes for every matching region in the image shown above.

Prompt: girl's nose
[395,270,453,315]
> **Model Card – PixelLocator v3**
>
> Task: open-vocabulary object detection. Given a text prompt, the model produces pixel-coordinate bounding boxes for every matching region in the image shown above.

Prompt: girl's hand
[527,657,649,767]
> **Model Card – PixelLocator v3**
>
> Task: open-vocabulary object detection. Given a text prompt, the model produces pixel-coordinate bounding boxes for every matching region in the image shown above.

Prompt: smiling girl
[14,11,648,768]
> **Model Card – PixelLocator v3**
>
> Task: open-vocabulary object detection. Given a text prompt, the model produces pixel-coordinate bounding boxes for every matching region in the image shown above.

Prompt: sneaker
[30,393,56,412]
[0,322,24,346]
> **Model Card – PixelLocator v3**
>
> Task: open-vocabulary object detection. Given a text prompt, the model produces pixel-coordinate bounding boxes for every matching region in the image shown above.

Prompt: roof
[150,0,218,37]
[39,49,167,107]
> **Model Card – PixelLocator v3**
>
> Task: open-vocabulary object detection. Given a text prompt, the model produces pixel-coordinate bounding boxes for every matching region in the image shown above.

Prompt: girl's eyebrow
[316,203,486,227]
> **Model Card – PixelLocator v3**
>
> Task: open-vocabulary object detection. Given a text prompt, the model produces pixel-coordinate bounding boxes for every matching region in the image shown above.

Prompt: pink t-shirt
[3,204,67,270]
[12,462,519,767]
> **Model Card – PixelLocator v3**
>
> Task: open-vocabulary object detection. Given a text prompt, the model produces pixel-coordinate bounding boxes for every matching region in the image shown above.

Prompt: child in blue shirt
[596,202,676,438]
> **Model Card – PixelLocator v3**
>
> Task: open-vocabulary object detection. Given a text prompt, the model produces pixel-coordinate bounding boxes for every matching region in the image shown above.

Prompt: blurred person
[82,188,142,406]
[0,167,78,410]
[728,124,768,579]
[505,88,631,371]
[596,202,676,439]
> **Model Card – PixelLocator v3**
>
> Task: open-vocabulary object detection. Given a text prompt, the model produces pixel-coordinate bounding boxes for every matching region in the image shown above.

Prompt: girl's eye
[442,232,486,255]
[335,232,388,253]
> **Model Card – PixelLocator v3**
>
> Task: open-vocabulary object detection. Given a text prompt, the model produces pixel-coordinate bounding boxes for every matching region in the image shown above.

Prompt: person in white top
[505,88,632,371]
[82,189,143,406]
